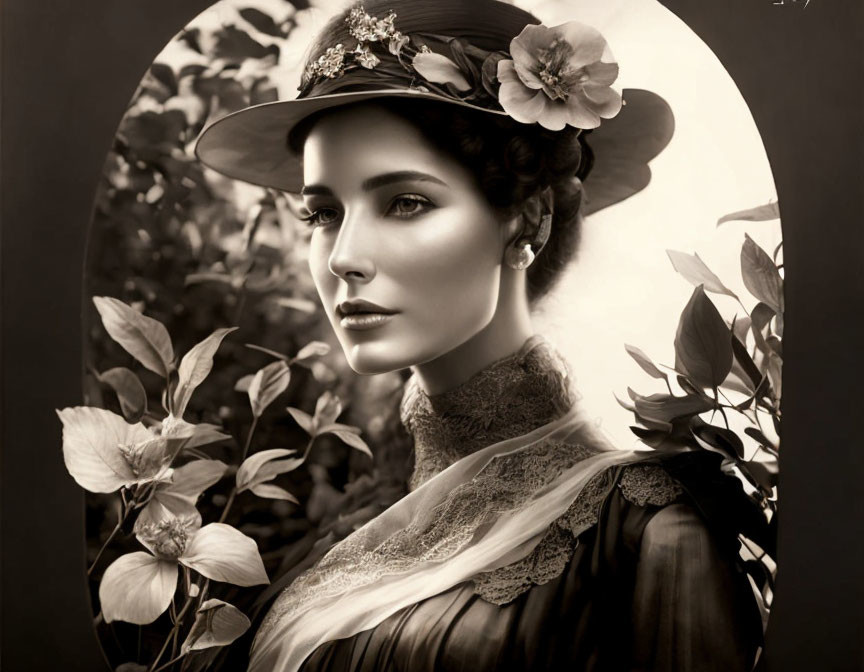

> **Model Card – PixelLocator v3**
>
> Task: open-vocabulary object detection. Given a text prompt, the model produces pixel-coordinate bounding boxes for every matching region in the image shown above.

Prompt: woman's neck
[411,270,534,395]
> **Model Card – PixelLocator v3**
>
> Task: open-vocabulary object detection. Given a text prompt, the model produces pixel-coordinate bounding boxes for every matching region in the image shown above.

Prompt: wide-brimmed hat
[194,0,674,216]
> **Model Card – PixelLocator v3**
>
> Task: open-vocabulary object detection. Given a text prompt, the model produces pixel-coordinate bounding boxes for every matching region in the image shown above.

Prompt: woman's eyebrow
[301,171,447,197]
[361,171,447,191]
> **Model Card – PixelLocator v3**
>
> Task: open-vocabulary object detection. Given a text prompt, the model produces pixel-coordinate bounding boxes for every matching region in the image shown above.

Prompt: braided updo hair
[288,0,595,304]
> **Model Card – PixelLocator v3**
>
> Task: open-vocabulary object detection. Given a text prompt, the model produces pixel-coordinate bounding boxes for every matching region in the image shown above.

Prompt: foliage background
[83,1,414,668]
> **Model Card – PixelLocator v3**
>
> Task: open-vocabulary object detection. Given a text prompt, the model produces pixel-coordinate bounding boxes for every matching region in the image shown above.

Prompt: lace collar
[400,335,578,490]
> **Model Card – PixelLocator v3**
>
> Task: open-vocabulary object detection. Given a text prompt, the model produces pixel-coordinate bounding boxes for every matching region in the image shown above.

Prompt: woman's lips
[339,312,397,331]
[336,299,398,331]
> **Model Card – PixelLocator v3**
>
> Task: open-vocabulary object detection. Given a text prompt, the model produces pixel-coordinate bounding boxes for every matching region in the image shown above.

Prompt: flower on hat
[496,21,623,131]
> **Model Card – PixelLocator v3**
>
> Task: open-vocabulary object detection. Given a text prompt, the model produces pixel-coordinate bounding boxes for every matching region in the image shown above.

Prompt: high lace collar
[400,335,578,490]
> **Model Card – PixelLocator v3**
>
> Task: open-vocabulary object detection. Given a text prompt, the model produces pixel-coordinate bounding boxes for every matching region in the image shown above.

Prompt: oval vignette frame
[2,1,862,671]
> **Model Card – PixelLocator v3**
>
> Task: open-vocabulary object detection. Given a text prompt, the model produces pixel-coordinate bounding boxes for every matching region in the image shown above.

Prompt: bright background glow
[162,0,782,449]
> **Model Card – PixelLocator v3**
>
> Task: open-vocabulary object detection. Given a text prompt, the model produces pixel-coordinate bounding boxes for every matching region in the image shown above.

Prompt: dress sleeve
[630,501,762,672]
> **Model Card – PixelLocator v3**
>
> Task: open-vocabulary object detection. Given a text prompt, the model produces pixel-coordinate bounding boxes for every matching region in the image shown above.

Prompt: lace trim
[257,436,601,638]
[400,335,577,491]
[618,463,684,507]
[472,462,683,605]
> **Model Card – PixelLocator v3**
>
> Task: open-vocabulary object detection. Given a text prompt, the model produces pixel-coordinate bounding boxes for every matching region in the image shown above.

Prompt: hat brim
[194,86,674,216]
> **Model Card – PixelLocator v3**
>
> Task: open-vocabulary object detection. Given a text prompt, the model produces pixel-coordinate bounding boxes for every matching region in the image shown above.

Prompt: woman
[196,0,765,670]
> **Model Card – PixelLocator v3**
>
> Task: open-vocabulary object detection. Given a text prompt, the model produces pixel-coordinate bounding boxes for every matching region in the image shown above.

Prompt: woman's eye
[303,208,340,228]
[387,194,434,219]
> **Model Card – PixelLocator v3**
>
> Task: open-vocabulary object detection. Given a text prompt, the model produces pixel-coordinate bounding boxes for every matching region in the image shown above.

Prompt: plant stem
[88,498,132,576]
[241,416,259,464]
[148,586,197,672]
[217,416,259,524]
[152,653,186,672]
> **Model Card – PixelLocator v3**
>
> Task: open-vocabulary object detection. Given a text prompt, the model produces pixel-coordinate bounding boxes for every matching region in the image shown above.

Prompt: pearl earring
[506,242,535,270]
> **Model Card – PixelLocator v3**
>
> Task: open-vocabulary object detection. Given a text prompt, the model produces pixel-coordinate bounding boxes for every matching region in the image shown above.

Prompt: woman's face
[301,103,508,374]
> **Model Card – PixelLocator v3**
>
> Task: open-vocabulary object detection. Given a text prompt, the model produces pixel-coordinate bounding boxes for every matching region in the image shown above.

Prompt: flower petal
[138,491,202,529]
[56,407,149,493]
[100,552,177,624]
[509,24,553,67]
[412,52,471,92]
[566,91,604,128]
[580,84,623,118]
[180,524,269,586]
[554,21,608,68]
[166,459,228,498]
[536,101,575,131]
[181,599,251,654]
[582,60,619,88]
[498,80,550,124]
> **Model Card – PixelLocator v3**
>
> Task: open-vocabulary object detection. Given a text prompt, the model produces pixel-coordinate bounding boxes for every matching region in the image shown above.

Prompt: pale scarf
[248,342,659,672]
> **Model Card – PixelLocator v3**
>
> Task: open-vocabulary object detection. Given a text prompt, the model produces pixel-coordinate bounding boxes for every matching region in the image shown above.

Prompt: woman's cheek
[394,208,502,334]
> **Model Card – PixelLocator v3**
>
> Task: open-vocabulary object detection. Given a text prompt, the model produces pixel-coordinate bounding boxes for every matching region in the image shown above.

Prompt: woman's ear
[508,187,554,253]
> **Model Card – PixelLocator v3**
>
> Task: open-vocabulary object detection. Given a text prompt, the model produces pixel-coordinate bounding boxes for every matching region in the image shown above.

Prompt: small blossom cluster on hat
[298,4,623,132]
[301,7,408,86]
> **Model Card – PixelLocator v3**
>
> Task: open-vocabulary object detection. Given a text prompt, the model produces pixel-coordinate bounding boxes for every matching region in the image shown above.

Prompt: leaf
[767,353,782,400]
[160,416,232,449]
[745,458,779,491]
[95,367,147,422]
[326,429,373,458]
[666,250,738,298]
[236,448,298,491]
[168,460,229,498]
[247,361,291,415]
[286,407,315,435]
[673,286,734,388]
[93,297,174,377]
[741,234,784,313]
[100,552,178,624]
[181,599,251,654]
[691,423,745,459]
[744,426,776,449]
[624,344,667,380]
[249,483,299,503]
[631,391,715,424]
[234,374,254,393]
[730,335,762,391]
[313,391,342,429]
[244,343,288,361]
[180,524,269,586]
[412,52,471,91]
[717,201,780,226]
[238,8,282,37]
[613,392,636,413]
[732,315,752,345]
[274,296,317,313]
[248,361,291,417]
[211,25,271,62]
[294,340,331,362]
[173,327,238,418]
[56,407,151,492]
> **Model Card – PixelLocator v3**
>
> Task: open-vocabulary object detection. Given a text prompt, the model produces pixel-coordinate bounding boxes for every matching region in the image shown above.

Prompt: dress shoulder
[470,456,684,605]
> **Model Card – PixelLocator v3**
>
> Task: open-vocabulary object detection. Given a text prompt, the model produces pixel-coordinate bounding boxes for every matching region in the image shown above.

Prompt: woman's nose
[327,212,376,282]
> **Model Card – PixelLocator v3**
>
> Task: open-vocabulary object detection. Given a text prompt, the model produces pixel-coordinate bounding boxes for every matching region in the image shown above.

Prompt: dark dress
[260,337,765,672]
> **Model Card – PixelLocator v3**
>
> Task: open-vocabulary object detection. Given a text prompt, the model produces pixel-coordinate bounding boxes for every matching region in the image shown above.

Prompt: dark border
[2,1,862,670]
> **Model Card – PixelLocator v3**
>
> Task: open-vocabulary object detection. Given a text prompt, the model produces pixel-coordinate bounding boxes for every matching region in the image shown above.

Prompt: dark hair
[288,0,595,303]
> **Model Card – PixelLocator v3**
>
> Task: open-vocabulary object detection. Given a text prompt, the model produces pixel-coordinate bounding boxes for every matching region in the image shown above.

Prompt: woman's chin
[341,340,414,376]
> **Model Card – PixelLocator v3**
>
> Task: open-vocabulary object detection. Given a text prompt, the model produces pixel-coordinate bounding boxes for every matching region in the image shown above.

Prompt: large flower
[56,407,230,494]
[99,513,268,624]
[496,21,622,131]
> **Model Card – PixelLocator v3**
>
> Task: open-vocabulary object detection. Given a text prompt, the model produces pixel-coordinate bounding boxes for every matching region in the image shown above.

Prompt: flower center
[537,37,578,101]
[137,517,196,560]
[118,438,169,480]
